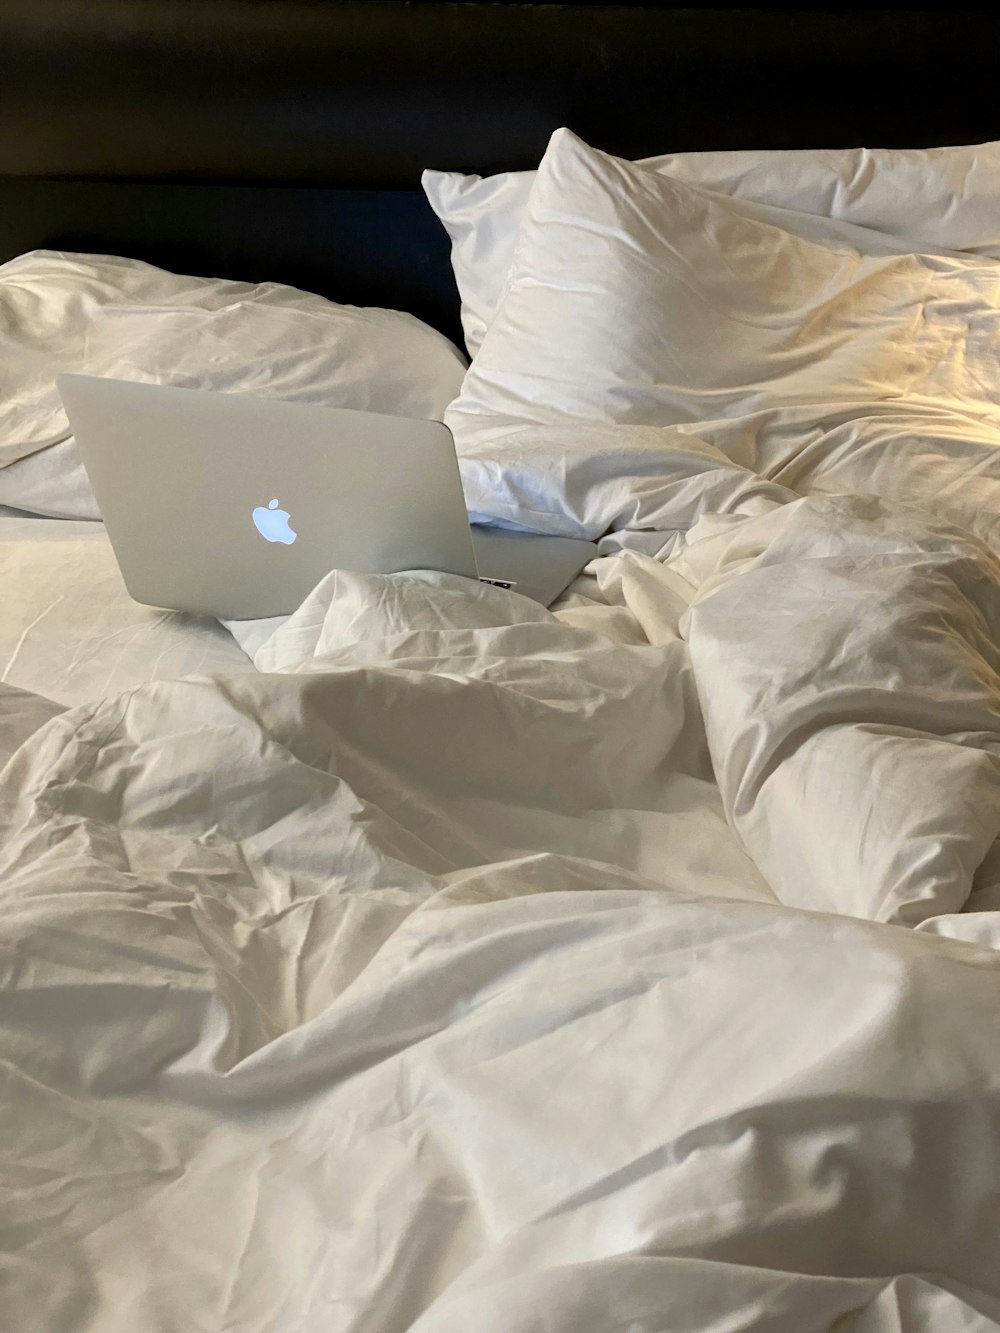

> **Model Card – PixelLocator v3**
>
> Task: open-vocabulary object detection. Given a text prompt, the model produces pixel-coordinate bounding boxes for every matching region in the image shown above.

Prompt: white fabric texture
[675,494,1000,925]
[423,136,1000,355]
[3,536,1000,1329]
[0,516,253,705]
[447,129,1000,556]
[0,439,101,519]
[7,134,1000,1332]
[0,682,65,768]
[0,250,467,516]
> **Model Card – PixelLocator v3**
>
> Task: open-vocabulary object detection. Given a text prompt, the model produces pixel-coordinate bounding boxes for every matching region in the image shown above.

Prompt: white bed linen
[0,681,65,769]
[6,136,1000,1333]
[0,515,252,706]
[424,137,1000,355]
[448,131,1000,559]
[3,516,1000,1330]
[0,440,101,519]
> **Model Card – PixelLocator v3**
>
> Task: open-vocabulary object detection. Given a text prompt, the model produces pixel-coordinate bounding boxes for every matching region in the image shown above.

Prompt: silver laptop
[57,375,598,619]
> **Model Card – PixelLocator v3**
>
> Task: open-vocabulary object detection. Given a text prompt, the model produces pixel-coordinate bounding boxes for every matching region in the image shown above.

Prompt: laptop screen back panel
[60,376,479,619]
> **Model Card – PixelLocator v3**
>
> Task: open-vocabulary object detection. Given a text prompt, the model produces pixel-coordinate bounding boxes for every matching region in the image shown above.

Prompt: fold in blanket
[2,514,1000,1327]
[675,493,1000,928]
[0,681,64,766]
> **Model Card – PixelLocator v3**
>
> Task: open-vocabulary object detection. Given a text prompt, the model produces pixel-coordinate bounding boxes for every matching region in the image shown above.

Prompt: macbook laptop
[57,375,598,619]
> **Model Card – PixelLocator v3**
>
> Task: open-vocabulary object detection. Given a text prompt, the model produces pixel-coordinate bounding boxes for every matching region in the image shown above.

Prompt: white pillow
[0,251,468,518]
[423,138,1000,355]
[446,129,1000,548]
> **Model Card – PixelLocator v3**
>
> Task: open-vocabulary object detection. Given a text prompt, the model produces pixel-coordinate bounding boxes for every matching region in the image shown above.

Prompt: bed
[4,3,1000,1330]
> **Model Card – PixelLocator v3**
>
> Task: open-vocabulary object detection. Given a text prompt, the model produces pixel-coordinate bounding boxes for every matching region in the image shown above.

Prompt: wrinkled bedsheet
[3,427,1000,1330]
[0,515,254,706]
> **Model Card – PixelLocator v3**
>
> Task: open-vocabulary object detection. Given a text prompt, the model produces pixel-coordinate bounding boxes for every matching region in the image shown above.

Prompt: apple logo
[252,498,297,545]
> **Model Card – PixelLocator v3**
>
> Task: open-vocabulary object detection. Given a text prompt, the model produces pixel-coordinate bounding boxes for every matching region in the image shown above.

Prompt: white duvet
[4,466,1000,1329]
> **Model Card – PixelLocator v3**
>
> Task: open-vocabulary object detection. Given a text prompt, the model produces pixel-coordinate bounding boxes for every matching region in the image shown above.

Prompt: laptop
[57,375,598,620]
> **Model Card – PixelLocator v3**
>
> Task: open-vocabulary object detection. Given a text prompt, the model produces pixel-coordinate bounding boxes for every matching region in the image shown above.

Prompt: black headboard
[3,0,999,348]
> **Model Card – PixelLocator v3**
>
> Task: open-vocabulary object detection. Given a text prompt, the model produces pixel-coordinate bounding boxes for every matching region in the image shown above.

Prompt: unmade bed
[3,3,1000,1330]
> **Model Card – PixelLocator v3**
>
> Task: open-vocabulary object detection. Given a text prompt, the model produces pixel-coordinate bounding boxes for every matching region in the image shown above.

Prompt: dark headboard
[3,0,999,348]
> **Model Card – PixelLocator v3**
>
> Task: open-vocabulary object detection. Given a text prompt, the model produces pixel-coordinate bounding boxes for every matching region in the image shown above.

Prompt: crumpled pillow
[0,250,467,517]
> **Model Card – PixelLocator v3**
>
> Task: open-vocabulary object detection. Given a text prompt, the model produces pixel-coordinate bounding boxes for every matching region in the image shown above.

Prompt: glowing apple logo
[252,498,297,545]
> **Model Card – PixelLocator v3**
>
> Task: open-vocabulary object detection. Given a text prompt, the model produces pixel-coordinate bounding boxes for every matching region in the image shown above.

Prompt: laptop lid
[58,375,480,619]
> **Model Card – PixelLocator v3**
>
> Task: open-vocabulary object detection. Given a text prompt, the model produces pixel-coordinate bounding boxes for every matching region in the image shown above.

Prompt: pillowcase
[0,250,468,518]
[446,129,1000,548]
[423,138,1000,355]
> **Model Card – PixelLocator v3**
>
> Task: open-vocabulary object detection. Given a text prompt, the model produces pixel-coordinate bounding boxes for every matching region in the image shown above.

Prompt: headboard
[3,0,999,348]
